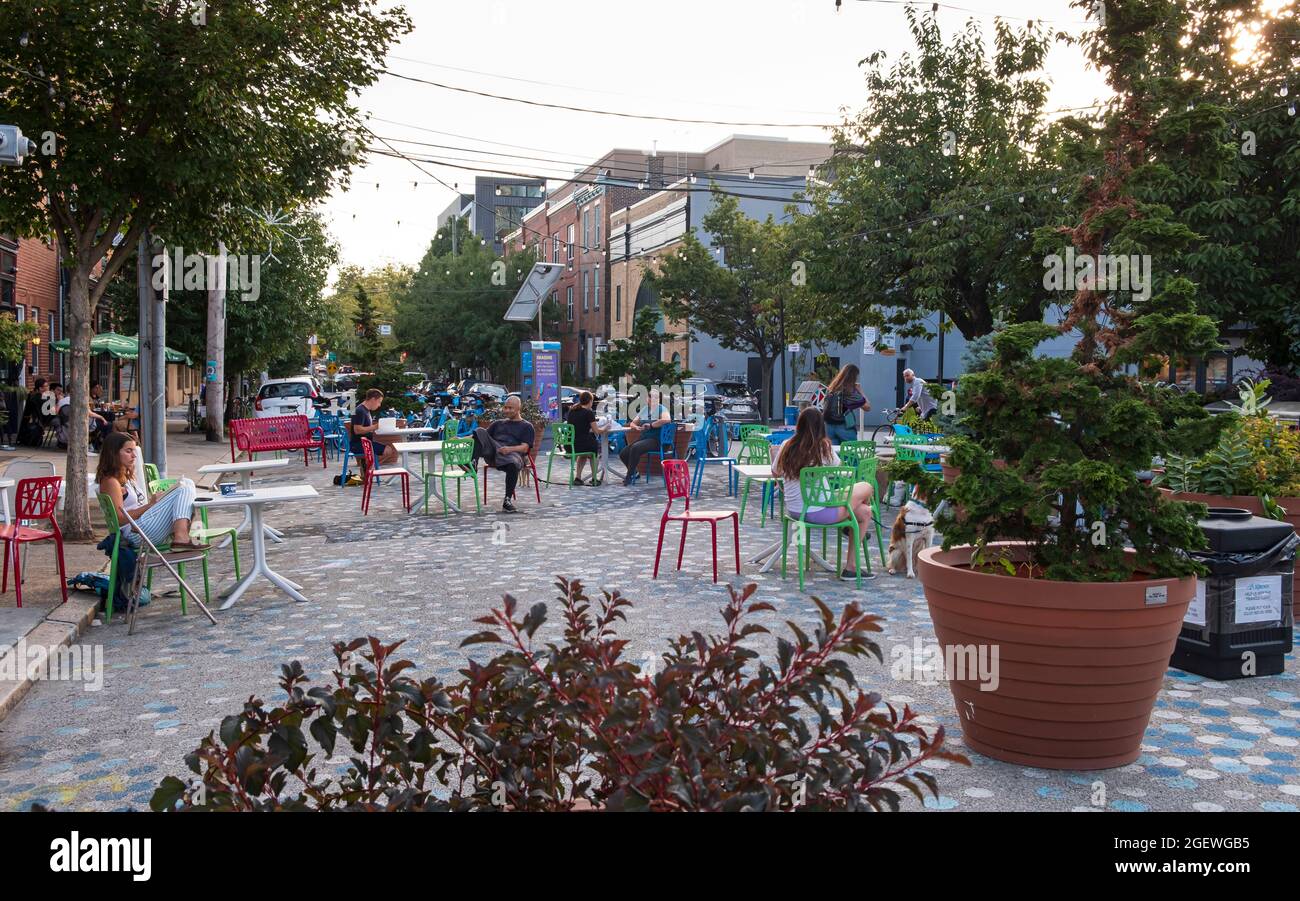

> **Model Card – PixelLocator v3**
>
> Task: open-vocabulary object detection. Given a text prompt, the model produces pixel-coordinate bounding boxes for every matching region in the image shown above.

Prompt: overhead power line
[378,69,838,129]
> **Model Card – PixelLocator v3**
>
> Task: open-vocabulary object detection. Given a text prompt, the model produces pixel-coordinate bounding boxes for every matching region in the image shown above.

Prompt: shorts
[799,506,845,525]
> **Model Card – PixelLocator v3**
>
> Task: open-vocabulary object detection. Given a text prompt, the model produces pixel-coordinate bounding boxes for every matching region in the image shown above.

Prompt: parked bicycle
[869,408,906,446]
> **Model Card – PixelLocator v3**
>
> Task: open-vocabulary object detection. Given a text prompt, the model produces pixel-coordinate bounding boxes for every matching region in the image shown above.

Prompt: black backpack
[822,391,846,423]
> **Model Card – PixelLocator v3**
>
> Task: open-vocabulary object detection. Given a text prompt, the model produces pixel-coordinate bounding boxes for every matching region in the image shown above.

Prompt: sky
[322,0,1111,276]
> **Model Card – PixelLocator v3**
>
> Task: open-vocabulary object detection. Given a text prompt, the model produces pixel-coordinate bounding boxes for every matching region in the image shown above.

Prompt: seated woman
[95,431,206,549]
[771,407,876,581]
[565,390,607,485]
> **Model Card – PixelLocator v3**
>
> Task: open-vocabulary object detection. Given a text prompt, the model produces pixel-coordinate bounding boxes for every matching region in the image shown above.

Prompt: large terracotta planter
[917,544,1194,770]
[1161,489,1300,614]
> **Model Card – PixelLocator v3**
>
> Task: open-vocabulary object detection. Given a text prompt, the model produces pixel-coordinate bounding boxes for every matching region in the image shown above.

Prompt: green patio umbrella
[50,331,194,365]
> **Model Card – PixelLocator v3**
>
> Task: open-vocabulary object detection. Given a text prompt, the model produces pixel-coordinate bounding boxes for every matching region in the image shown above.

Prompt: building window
[494,205,525,242]
[594,202,602,246]
[552,234,560,263]
[48,312,55,371]
[615,285,622,322]
[566,225,574,262]
[594,276,600,311]
[566,286,574,322]
[582,270,589,312]
[671,352,682,371]
[551,291,558,307]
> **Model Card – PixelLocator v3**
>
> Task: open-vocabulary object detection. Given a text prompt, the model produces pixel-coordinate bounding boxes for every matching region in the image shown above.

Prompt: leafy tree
[900,0,1223,582]
[796,10,1066,344]
[104,210,339,415]
[351,285,385,371]
[322,262,411,362]
[646,192,807,421]
[395,236,550,383]
[0,0,411,538]
[1147,0,1300,372]
[597,306,691,389]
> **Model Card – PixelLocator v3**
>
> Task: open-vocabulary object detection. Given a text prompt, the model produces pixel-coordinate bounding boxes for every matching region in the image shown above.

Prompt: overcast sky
[322,0,1110,275]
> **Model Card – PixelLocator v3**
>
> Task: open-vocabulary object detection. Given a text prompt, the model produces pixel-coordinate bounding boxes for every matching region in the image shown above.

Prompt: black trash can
[1171,507,1298,679]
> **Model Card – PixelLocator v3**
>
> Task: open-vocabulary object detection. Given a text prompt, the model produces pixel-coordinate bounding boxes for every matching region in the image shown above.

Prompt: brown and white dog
[887,499,935,578]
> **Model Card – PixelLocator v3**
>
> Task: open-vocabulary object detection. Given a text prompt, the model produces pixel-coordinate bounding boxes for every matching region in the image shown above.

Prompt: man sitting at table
[470,395,535,514]
[618,389,671,486]
[349,389,400,472]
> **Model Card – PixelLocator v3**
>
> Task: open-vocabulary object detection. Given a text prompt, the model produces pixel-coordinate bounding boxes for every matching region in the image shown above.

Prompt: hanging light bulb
[1290,104,1297,116]
[1051,186,1058,194]
[1018,195,1025,203]
[413,182,419,189]
[984,204,991,212]
[931,219,938,226]
[689,173,698,184]
[807,166,816,182]
[19,32,29,47]
[748,167,755,180]
[874,159,881,168]
[1281,86,1289,97]
[445,270,450,275]
[958,213,964,220]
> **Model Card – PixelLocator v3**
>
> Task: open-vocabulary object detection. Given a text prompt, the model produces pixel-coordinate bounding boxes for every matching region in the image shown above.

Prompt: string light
[748,168,755,180]
[1281,86,1289,97]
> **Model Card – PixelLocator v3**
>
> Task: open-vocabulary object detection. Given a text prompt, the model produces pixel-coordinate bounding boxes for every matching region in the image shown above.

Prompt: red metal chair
[653,460,740,583]
[360,438,410,515]
[481,446,542,504]
[0,476,68,608]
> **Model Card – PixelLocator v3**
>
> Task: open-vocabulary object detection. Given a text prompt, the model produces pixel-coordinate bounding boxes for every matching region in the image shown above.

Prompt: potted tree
[1156,379,1300,614]
[898,0,1225,770]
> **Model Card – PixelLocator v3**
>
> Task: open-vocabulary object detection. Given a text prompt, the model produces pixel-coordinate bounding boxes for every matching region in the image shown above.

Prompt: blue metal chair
[641,422,678,485]
[689,418,734,497]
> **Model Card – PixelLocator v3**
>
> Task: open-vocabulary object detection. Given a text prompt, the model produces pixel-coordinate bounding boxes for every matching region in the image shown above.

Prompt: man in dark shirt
[474,395,535,513]
[349,389,399,471]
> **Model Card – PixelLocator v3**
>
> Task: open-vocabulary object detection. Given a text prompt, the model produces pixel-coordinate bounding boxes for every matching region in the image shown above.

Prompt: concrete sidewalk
[0,430,240,724]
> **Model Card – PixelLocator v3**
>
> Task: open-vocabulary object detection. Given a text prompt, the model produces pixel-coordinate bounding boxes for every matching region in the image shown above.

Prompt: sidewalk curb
[0,595,102,724]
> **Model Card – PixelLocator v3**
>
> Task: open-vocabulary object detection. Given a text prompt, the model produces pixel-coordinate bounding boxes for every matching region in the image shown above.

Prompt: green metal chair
[97,489,205,621]
[737,438,781,527]
[546,422,596,487]
[732,427,772,493]
[836,447,888,568]
[143,463,159,484]
[146,478,233,606]
[432,437,480,515]
[780,465,868,590]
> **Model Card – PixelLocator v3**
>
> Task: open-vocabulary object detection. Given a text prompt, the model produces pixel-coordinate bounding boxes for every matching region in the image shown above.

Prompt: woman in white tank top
[95,432,205,549]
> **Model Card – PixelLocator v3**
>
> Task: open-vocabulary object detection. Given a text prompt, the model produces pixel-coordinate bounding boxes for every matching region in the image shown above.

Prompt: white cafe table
[197,458,292,545]
[732,464,837,576]
[194,484,319,609]
[392,440,461,514]
[377,425,442,442]
[598,421,698,485]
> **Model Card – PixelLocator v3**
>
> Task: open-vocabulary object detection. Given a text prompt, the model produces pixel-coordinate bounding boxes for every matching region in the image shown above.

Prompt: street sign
[327,362,338,376]
[205,360,218,382]
[326,351,337,362]
[862,326,878,354]
[307,334,318,345]
[379,324,392,336]
[787,343,801,353]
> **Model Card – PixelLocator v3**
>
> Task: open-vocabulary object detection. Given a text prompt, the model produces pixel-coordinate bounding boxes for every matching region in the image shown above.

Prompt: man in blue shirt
[619,390,671,486]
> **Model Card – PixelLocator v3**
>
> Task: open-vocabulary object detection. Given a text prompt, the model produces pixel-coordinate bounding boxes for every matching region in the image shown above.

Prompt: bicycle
[869,408,906,446]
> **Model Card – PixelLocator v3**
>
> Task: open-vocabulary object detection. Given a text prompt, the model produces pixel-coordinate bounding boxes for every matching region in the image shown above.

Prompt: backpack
[822,391,846,423]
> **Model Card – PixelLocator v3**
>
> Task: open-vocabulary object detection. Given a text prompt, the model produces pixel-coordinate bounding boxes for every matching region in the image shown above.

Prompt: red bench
[229,416,326,467]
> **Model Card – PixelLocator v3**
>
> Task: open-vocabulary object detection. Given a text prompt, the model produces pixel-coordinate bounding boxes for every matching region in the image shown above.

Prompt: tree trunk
[205,242,226,442]
[225,374,238,422]
[62,267,95,541]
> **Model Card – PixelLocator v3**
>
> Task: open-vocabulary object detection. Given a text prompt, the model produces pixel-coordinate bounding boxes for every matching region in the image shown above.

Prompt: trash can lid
[1198,508,1298,554]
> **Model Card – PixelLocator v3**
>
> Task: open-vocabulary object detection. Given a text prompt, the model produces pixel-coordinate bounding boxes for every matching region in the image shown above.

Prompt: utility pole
[150,247,168,476]
[205,242,226,443]
[136,232,154,466]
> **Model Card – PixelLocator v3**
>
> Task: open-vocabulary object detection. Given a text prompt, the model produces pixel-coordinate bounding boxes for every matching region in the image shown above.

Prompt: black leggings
[620,435,660,476]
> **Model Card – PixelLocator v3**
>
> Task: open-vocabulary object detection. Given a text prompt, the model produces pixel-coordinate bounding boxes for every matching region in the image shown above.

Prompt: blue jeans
[826,420,858,444]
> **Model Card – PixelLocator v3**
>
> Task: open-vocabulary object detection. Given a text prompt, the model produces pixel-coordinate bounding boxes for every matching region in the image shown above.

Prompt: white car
[255,376,326,419]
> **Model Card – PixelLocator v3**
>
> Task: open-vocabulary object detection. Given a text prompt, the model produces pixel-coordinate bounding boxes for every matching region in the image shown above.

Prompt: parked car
[462,382,509,405]
[255,376,328,419]
[682,377,762,427]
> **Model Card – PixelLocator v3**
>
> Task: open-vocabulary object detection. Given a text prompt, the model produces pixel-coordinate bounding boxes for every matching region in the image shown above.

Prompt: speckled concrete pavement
[0,453,1295,812]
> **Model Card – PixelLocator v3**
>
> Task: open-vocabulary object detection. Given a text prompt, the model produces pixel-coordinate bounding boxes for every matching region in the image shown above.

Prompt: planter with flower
[1155,379,1300,613]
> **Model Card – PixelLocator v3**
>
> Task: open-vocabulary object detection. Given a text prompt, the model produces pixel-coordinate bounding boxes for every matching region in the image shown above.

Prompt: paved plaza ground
[0,435,1297,812]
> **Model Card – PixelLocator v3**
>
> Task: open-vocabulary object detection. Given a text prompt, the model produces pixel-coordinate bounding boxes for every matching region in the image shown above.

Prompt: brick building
[508,148,702,380]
